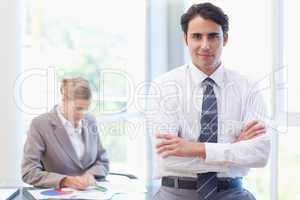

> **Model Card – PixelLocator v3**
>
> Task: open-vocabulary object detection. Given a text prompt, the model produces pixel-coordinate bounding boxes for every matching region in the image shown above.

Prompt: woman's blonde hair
[60,77,92,100]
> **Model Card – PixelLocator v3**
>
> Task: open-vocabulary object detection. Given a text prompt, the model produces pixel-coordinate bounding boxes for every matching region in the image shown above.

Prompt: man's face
[184,16,228,74]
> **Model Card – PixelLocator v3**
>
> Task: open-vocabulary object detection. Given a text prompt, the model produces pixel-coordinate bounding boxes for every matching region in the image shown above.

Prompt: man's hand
[60,173,96,190]
[235,120,266,143]
[156,133,205,158]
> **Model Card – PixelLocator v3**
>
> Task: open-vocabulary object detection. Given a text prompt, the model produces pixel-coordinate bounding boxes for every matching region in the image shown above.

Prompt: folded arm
[148,81,271,173]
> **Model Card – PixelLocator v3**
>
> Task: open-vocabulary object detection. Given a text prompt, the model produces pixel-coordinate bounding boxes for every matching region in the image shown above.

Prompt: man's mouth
[197,54,213,57]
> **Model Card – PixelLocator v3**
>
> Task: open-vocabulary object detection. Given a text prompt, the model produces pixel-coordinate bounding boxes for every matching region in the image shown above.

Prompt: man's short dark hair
[180,2,229,35]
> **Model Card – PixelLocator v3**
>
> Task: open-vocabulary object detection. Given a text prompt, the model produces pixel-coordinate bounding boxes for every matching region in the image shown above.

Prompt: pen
[95,185,108,192]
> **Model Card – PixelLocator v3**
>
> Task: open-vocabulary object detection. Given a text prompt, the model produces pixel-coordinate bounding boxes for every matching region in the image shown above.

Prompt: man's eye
[192,34,202,39]
[209,34,219,39]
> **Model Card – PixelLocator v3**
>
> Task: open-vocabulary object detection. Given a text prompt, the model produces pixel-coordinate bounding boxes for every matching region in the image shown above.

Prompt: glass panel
[100,117,147,179]
[278,126,300,199]
[244,165,271,199]
[284,0,300,112]
[23,0,146,117]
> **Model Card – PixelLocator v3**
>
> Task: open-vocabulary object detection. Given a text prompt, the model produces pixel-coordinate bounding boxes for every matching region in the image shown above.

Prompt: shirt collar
[56,105,83,131]
[189,62,225,88]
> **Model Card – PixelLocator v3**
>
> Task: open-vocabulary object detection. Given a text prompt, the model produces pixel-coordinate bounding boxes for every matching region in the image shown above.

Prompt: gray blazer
[21,106,109,187]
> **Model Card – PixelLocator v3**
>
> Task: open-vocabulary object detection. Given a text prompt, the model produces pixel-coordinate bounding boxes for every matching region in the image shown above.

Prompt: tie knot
[202,77,215,86]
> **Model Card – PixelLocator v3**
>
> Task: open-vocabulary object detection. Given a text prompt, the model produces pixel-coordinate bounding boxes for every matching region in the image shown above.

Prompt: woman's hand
[60,173,96,190]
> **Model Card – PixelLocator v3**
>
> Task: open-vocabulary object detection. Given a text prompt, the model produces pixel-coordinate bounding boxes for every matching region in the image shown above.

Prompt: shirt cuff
[204,142,232,165]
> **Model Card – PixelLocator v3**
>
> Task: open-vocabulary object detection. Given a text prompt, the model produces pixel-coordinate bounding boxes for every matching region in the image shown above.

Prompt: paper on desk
[27,187,113,200]
[27,177,146,199]
[0,188,19,200]
[97,176,147,194]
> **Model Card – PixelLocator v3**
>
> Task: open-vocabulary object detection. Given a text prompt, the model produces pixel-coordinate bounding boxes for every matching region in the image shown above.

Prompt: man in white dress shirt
[147,2,271,200]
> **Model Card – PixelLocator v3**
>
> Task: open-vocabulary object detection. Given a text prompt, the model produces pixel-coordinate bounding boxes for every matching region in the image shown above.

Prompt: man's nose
[75,111,84,117]
[201,38,210,51]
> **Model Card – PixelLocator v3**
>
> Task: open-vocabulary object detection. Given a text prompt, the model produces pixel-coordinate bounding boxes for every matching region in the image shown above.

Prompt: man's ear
[223,33,228,46]
[183,33,188,45]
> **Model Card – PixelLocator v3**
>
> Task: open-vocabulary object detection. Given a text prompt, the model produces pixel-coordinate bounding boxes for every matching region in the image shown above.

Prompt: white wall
[0,0,23,186]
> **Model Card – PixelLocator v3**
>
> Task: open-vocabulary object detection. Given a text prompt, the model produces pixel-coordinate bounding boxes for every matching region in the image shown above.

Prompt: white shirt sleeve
[204,84,272,168]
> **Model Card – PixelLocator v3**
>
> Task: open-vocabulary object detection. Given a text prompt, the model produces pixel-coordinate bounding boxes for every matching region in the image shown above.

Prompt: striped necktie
[197,77,218,199]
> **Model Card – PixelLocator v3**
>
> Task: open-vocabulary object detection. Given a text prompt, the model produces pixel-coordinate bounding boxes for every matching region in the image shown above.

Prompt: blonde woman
[22,77,109,189]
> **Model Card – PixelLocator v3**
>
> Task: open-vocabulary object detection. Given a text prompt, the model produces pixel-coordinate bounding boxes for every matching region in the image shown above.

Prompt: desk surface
[7,174,153,200]
[12,187,151,200]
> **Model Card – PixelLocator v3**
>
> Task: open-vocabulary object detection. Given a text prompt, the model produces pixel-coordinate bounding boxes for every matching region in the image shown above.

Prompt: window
[285,0,300,113]
[281,0,300,199]
[278,127,300,199]
[21,0,147,178]
[18,1,298,198]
